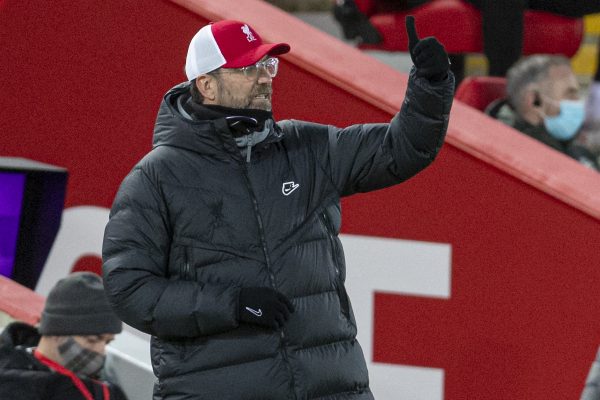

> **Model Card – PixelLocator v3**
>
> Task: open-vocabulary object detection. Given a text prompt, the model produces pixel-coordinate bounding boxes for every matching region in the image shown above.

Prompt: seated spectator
[0,272,127,400]
[575,40,600,166]
[580,346,600,400]
[489,55,599,171]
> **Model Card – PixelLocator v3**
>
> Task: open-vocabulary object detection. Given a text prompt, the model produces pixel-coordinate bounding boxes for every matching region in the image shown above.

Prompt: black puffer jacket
[102,69,454,400]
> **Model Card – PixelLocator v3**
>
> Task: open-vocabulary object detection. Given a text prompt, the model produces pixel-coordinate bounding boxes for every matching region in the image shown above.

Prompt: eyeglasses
[217,57,279,80]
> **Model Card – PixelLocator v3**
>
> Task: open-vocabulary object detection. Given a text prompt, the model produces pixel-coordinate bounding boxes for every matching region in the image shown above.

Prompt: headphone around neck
[533,91,542,107]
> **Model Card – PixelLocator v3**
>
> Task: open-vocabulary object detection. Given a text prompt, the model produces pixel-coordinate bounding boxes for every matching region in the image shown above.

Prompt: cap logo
[241,24,256,42]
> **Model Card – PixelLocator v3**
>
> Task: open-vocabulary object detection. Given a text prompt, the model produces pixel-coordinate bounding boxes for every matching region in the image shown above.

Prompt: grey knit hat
[39,272,122,336]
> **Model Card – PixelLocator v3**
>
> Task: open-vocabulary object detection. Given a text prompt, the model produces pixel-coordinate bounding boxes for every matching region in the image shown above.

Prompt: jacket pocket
[319,211,350,320]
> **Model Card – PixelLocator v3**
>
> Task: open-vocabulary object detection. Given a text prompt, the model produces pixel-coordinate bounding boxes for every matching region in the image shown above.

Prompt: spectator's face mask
[58,337,107,378]
[543,99,585,141]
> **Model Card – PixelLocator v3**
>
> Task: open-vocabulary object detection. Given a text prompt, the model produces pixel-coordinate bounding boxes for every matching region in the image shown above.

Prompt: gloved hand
[238,287,295,329]
[406,15,450,82]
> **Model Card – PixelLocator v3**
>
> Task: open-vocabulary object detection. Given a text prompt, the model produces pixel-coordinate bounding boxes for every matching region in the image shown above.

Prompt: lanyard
[34,349,110,400]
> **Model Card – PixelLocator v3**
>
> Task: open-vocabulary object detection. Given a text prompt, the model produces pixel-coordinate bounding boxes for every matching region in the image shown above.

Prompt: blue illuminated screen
[0,172,26,278]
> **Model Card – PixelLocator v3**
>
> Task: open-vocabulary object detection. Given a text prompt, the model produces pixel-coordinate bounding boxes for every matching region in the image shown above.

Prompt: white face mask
[543,100,586,141]
[58,337,106,378]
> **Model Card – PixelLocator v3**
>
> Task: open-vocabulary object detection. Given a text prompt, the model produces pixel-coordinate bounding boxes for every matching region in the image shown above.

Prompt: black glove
[238,287,295,329]
[406,15,450,82]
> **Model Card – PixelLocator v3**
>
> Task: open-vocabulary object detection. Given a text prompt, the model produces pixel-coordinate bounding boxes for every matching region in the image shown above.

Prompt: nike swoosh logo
[282,181,300,196]
[245,307,263,317]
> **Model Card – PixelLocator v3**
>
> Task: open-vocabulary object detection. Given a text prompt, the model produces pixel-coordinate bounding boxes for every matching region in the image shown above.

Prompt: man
[0,272,126,400]
[102,18,453,399]
[491,54,599,170]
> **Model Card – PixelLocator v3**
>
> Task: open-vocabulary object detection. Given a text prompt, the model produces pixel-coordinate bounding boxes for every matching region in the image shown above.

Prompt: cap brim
[223,42,290,68]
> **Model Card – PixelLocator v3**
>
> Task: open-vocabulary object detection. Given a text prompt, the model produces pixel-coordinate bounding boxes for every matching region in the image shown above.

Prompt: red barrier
[1,1,599,399]
[0,276,44,326]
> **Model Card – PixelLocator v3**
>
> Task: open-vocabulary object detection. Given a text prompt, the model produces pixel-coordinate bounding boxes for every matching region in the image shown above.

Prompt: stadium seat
[455,76,507,111]
[355,0,584,58]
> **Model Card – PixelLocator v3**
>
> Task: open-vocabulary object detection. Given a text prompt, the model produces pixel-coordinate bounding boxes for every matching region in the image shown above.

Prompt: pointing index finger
[405,15,419,49]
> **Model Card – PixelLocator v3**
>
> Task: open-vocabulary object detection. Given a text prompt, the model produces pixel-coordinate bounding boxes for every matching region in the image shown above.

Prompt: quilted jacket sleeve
[102,167,239,338]
[317,67,455,196]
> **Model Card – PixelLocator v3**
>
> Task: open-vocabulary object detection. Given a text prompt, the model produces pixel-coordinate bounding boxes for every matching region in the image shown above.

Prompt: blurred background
[2,1,600,399]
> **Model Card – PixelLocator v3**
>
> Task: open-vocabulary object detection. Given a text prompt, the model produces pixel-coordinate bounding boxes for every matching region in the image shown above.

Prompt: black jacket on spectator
[0,322,127,400]
[102,68,454,400]
[494,100,599,170]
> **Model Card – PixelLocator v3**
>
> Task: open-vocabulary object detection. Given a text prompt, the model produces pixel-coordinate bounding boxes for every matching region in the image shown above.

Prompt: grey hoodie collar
[175,93,276,162]
[235,119,274,163]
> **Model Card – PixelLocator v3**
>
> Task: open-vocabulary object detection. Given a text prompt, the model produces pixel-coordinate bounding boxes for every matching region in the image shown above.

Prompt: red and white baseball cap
[185,20,290,80]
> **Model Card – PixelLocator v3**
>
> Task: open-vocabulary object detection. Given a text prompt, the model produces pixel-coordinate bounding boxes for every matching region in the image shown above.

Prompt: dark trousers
[466,0,600,76]
[371,1,600,76]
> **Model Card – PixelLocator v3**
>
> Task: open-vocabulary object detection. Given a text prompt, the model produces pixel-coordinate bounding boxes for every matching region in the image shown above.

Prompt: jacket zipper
[238,160,297,399]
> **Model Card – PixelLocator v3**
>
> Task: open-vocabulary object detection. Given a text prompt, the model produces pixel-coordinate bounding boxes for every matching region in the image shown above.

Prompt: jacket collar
[152,82,283,159]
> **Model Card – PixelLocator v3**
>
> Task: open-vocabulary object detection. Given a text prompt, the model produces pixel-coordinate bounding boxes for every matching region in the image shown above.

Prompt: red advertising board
[2,0,600,398]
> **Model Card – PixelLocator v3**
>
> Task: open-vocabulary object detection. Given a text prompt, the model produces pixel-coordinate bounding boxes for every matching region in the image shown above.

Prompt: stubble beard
[218,80,272,111]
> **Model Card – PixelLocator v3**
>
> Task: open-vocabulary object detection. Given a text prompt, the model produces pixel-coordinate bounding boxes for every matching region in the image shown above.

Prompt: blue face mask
[543,100,585,141]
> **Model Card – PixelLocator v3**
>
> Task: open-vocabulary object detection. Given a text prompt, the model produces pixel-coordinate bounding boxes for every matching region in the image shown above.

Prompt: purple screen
[0,172,26,278]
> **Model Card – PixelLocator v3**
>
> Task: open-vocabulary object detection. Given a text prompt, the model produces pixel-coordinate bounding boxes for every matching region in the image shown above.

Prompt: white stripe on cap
[185,24,227,80]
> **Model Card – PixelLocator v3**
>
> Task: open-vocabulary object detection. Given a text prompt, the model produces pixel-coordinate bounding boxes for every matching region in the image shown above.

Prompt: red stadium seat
[455,76,507,111]
[355,0,584,57]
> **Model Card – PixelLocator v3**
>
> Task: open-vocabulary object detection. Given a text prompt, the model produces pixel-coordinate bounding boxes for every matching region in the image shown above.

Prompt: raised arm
[311,16,454,196]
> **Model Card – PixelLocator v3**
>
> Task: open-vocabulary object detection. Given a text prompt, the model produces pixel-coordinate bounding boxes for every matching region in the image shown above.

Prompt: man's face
[539,64,580,116]
[72,333,115,356]
[211,57,274,111]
